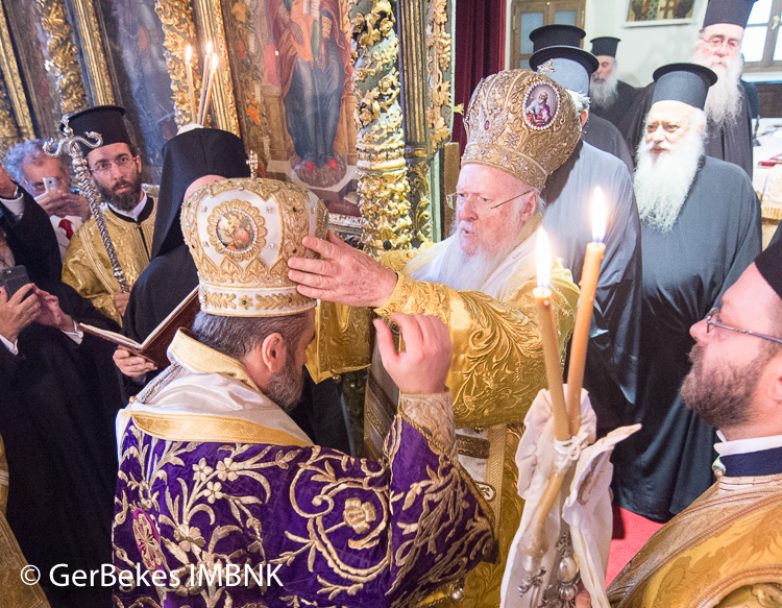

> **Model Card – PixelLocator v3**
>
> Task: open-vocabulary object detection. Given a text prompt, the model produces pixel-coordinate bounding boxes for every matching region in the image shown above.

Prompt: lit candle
[184,44,196,123]
[200,53,219,125]
[565,187,608,435]
[534,228,570,442]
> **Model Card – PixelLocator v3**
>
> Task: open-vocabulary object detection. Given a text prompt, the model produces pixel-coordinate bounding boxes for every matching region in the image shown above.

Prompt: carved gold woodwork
[190,0,240,135]
[69,0,116,106]
[426,0,452,153]
[154,0,201,129]
[36,0,89,115]
[0,80,20,153]
[398,0,433,245]
[350,0,413,253]
[0,4,33,140]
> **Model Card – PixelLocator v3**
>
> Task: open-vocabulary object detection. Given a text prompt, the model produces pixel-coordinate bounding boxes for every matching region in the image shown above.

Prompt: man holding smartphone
[4,139,90,258]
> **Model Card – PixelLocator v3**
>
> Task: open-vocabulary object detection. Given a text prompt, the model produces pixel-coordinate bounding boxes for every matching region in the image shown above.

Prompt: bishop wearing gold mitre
[286,69,582,607]
[61,105,156,325]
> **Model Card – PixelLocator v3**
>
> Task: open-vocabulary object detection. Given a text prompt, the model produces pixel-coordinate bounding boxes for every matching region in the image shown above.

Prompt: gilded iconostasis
[0,0,455,248]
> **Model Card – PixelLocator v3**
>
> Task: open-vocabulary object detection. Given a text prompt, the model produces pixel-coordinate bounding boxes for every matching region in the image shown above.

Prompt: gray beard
[692,49,743,125]
[265,355,304,413]
[590,72,619,109]
[634,132,704,232]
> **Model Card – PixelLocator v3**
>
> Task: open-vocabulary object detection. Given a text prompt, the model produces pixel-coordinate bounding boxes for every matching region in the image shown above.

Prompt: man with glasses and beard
[111,177,495,607]
[621,0,756,178]
[611,63,761,527]
[602,240,782,607]
[286,69,581,607]
[61,105,156,325]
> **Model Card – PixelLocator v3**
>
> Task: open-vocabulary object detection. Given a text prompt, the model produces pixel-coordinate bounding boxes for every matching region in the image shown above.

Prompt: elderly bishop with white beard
[288,69,582,607]
[611,63,761,524]
[621,0,756,178]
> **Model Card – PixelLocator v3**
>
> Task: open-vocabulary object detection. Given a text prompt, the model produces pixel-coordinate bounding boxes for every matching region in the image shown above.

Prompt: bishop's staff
[44,117,130,292]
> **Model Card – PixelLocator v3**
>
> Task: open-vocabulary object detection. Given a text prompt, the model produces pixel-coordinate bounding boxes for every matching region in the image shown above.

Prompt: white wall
[584,0,708,86]
[504,0,709,86]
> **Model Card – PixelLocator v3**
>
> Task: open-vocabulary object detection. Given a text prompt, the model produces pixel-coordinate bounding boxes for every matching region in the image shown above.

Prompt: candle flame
[536,228,552,289]
[591,186,608,243]
[211,54,219,70]
[206,40,213,55]
[185,44,192,62]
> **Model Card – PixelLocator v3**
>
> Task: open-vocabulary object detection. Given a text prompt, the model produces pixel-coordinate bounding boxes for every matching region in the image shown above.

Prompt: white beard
[590,71,619,109]
[634,131,704,232]
[422,217,524,291]
[692,47,743,125]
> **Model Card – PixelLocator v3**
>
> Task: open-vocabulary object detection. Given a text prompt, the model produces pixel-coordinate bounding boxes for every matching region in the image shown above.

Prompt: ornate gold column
[35,0,89,115]
[155,0,200,129]
[190,0,240,135]
[349,0,413,253]
[69,0,116,106]
[397,0,432,245]
[0,4,33,140]
[0,81,20,153]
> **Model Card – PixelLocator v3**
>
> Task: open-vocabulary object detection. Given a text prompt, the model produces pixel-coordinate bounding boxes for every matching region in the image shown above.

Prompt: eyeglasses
[700,35,741,52]
[705,308,782,345]
[90,154,136,175]
[446,189,535,212]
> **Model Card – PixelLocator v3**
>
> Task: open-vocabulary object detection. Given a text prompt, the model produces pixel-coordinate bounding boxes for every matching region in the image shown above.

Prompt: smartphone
[0,265,30,298]
[43,176,59,194]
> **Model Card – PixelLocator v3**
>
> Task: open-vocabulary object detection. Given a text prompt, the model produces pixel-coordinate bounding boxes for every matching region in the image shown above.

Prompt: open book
[79,287,200,367]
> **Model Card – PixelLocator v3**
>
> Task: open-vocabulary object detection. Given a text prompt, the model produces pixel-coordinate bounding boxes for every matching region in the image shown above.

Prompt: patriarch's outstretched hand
[287,230,398,308]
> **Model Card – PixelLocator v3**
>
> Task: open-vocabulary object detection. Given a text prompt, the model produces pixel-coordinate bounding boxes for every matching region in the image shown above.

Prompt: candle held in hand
[565,186,608,434]
[534,229,569,442]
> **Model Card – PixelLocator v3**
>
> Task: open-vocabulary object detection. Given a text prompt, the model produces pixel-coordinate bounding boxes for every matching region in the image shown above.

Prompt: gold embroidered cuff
[398,391,455,457]
[373,272,450,323]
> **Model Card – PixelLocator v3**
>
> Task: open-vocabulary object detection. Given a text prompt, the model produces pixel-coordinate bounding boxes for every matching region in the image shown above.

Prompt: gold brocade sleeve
[61,230,121,324]
[305,249,420,383]
[374,265,578,428]
[718,584,782,607]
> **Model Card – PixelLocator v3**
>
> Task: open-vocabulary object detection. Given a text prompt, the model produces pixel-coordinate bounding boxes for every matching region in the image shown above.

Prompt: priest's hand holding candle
[565,187,608,435]
[534,228,570,442]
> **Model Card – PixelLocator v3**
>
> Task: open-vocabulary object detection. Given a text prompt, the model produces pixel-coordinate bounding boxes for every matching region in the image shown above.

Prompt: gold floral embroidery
[343,498,378,534]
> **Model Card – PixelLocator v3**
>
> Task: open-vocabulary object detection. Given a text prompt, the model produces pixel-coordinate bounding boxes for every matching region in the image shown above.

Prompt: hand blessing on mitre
[287,230,398,308]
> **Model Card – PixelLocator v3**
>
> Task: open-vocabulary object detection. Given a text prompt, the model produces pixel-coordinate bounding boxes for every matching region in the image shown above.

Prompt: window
[742,0,782,71]
[509,0,586,69]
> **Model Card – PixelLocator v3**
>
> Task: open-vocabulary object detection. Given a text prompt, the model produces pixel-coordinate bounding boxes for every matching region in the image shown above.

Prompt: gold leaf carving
[36,0,89,114]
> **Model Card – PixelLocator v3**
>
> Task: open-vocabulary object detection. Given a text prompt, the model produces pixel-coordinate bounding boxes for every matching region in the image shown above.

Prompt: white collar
[715,432,782,457]
[109,191,147,221]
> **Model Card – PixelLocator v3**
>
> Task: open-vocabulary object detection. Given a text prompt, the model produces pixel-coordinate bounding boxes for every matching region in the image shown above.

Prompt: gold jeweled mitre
[181,177,328,317]
[462,69,582,190]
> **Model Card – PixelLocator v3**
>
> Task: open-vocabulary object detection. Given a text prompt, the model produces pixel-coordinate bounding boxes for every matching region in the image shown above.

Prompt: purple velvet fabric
[112,415,494,607]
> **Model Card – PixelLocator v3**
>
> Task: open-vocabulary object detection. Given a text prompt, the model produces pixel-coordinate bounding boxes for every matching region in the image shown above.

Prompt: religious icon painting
[523,82,559,130]
[222,0,360,221]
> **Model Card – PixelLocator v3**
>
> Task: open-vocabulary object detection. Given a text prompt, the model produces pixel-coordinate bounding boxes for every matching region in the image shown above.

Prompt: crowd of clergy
[0,0,780,607]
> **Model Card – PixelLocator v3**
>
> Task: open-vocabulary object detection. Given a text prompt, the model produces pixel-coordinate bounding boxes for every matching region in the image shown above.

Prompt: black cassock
[0,197,123,607]
[612,156,761,522]
[583,114,634,173]
[542,141,642,436]
[590,79,639,128]
[619,83,754,178]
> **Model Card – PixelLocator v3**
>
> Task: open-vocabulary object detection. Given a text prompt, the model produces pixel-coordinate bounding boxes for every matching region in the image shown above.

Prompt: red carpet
[606,506,664,585]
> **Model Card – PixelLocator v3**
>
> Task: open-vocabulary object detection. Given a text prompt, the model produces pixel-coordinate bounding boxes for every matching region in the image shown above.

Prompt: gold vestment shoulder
[609,474,782,608]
